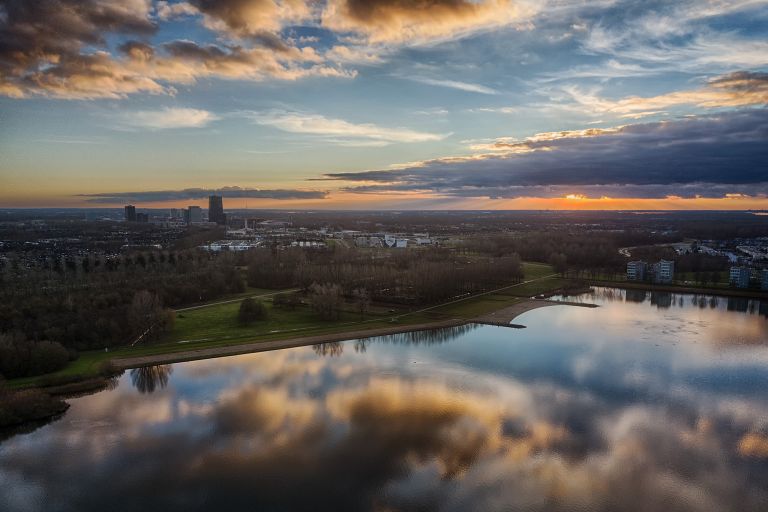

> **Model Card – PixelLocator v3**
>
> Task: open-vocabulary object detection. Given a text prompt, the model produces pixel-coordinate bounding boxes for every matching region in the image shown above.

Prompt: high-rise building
[187,206,202,224]
[169,208,183,219]
[124,205,136,222]
[136,213,149,223]
[208,195,226,225]
[762,269,768,291]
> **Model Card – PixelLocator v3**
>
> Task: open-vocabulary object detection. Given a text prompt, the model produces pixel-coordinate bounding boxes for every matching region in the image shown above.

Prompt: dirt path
[111,319,466,369]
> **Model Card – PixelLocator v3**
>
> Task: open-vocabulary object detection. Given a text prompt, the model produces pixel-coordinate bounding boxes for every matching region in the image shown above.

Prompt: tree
[549,253,568,276]
[352,288,370,319]
[238,298,267,325]
[0,334,69,379]
[273,292,301,311]
[309,283,343,321]
[128,291,165,342]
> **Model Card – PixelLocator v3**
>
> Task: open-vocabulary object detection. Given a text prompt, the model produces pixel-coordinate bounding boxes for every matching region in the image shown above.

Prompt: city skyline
[1,1,767,210]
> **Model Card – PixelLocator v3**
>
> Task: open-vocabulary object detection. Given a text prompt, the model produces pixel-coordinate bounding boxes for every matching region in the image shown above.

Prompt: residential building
[124,205,136,222]
[653,260,675,284]
[627,260,647,281]
[761,269,768,291]
[729,266,751,288]
[135,213,149,223]
[208,195,226,225]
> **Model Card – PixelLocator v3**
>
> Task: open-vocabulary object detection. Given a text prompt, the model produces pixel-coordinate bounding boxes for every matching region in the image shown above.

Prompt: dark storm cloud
[79,186,328,203]
[323,109,768,199]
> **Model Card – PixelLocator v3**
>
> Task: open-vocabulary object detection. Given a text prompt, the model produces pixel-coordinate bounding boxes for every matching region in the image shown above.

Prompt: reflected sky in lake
[1,289,768,512]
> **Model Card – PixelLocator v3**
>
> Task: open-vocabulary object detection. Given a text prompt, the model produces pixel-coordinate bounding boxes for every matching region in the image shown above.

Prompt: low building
[200,240,261,252]
[627,260,647,281]
[135,212,149,223]
[729,266,752,288]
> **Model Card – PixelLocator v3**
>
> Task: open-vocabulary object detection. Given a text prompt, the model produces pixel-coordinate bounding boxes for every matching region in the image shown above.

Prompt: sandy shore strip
[473,299,598,326]
[111,319,467,369]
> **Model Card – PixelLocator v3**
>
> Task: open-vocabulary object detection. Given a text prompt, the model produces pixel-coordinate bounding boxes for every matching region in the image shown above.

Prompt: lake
[2,288,768,511]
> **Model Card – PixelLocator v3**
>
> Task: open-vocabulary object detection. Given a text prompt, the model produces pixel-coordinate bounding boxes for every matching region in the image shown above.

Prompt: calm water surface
[2,288,768,512]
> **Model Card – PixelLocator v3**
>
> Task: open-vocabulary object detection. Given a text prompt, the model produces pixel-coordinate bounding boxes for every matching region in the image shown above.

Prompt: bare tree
[128,291,167,343]
[352,288,370,319]
[309,283,343,320]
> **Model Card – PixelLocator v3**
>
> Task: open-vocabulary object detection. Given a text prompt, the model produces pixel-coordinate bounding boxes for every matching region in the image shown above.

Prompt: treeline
[464,233,628,273]
[246,247,524,304]
[0,250,246,355]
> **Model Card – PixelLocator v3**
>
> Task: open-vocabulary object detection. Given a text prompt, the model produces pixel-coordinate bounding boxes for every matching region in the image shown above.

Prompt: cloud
[189,0,311,38]
[322,109,768,199]
[117,107,219,129]
[738,432,768,458]
[558,71,768,117]
[0,0,161,99]
[321,0,538,45]
[79,186,328,203]
[0,0,352,99]
[324,45,386,64]
[155,1,198,20]
[574,2,768,74]
[247,110,447,144]
[404,76,499,95]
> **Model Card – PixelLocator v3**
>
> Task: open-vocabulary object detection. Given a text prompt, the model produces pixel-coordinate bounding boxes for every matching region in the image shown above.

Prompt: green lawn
[426,294,522,317]
[521,261,556,280]
[171,300,388,345]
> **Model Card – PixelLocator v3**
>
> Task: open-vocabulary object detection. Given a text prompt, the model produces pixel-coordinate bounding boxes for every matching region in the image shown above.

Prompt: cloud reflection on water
[1,290,768,511]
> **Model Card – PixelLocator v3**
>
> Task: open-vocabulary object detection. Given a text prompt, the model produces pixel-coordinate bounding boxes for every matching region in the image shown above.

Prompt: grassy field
[9,262,565,388]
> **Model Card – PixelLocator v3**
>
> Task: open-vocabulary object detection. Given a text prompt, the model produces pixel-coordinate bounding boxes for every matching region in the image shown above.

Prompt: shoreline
[112,298,604,370]
[587,280,768,299]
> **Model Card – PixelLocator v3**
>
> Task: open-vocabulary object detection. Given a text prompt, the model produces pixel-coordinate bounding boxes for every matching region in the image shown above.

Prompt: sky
[0,0,767,210]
